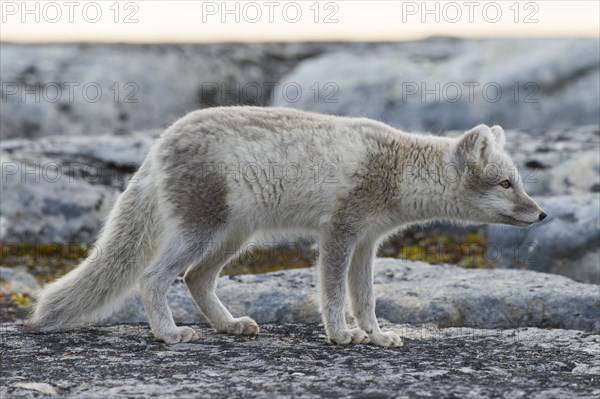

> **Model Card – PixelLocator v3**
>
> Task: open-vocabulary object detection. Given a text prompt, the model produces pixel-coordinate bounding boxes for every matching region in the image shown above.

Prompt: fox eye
[499,180,511,189]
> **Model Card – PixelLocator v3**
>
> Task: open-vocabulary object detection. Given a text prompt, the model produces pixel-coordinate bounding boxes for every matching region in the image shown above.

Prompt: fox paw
[369,330,403,347]
[155,326,199,344]
[215,317,260,335]
[328,327,370,345]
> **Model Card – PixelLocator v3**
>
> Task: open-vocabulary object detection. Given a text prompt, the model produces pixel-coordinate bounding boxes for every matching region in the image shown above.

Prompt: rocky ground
[2,259,598,397]
[1,322,599,398]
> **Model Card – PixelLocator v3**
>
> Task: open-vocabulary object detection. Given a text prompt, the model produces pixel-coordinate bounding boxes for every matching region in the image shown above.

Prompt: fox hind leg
[184,229,259,336]
[140,236,206,344]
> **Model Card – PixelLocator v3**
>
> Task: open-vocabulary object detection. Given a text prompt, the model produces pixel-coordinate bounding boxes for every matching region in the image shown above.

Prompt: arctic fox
[29,107,546,347]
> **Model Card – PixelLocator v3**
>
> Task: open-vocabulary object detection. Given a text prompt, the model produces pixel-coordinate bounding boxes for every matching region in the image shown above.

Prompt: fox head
[451,125,546,227]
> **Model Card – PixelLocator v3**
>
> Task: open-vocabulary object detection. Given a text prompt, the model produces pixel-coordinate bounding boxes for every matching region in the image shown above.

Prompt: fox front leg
[318,227,370,345]
[348,239,403,347]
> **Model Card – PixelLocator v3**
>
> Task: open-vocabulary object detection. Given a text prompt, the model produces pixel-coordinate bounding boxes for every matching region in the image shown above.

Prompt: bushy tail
[29,160,161,330]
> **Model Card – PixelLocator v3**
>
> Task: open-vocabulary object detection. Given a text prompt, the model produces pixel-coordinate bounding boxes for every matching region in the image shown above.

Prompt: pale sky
[1,0,599,43]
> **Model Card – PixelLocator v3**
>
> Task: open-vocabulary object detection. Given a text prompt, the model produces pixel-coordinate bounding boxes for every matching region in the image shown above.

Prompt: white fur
[30,107,544,347]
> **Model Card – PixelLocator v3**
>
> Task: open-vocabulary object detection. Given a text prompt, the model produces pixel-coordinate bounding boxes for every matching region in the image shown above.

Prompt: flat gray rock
[2,322,598,398]
[111,259,600,332]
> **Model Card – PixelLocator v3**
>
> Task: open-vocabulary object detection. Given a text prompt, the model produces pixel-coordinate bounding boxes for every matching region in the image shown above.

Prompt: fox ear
[490,125,506,150]
[455,124,494,166]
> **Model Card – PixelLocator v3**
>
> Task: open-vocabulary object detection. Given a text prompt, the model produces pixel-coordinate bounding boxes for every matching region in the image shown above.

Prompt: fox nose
[538,212,547,221]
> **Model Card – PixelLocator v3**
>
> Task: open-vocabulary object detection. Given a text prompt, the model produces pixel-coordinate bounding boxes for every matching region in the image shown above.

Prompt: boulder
[271,38,600,133]
[110,259,600,332]
[3,39,599,140]
[1,153,119,244]
[0,132,156,243]
[487,195,600,284]
[0,42,341,139]
[546,152,600,196]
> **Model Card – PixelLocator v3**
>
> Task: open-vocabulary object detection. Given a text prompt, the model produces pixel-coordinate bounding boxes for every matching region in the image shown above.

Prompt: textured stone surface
[2,39,599,140]
[1,322,599,398]
[487,195,600,285]
[272,38,600,133]
[0,132,157,243]
[1,152,118,244]
[110,259,600,332]
[0,42,341,139]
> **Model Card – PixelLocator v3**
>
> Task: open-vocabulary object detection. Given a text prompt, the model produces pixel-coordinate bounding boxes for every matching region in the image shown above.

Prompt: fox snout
[506,211,547,227]
[528,198,548,224]
[528,209,548,225]
[509,199,548,227]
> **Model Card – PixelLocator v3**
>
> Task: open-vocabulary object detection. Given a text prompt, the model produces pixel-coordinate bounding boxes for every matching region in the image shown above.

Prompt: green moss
[381,232,495,269]
[223,247,316,275]
[10,293,31,307]
[0,232,494,286]
[0,243,88,283]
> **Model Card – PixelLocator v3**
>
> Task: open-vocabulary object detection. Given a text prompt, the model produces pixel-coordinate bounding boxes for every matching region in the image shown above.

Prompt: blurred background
[1,1,599,306]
